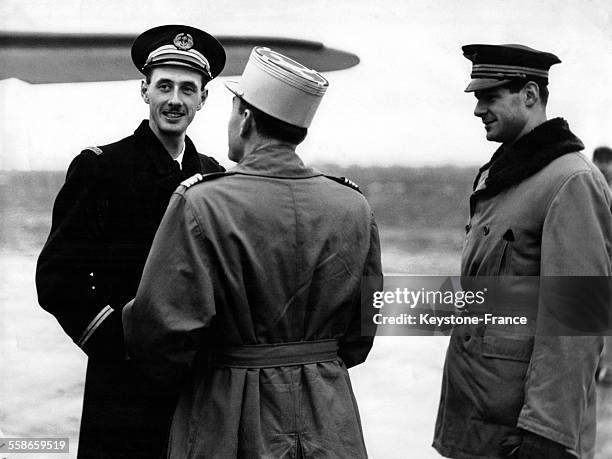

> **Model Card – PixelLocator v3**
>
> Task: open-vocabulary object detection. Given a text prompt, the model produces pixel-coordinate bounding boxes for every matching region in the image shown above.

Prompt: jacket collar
[231,144,322,179]
[133,120,202,178]
[472,117,584,199]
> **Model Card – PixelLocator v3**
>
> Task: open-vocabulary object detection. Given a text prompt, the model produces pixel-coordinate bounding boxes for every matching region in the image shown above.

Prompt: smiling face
[473,85,529,145]
[141,66,207,139]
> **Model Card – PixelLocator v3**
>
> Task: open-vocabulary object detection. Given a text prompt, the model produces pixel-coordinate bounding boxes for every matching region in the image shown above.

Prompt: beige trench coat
[124,145,382,458]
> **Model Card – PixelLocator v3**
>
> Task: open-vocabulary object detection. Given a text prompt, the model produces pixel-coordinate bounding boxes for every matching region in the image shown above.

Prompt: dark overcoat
[123,145,383,458]
[36,120,224,458]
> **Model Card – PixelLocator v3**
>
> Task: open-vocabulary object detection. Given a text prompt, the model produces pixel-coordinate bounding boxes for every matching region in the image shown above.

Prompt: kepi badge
[173,32,194,50]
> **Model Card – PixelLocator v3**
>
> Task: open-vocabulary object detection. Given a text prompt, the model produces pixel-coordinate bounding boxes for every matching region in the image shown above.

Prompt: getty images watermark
[360,276,612,336]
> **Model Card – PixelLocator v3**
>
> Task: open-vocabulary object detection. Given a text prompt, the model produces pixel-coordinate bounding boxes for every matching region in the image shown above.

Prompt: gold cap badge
[173,33,194,51]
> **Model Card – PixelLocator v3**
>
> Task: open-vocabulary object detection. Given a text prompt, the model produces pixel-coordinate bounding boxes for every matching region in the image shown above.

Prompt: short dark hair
[593,146,612,163]
[144,67,208,90]
[238,98,307,145]
[504,78,549,105]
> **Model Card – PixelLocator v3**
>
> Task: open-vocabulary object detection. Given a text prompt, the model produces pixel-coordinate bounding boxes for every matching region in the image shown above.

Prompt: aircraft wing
[0,32,360,84]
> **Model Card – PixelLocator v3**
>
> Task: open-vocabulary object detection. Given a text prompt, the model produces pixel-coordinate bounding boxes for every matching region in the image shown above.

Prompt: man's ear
[239,109,253,137]
[197,88,208,111]
[523,81,540,108]
[141,80,150,104]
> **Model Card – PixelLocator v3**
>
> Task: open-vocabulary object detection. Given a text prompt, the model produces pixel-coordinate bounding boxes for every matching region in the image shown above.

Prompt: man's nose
[474,100,486,118]
[168,88,182,105]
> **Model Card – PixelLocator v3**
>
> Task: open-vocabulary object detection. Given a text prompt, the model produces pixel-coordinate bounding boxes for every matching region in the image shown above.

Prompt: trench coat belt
[212,339,339,369]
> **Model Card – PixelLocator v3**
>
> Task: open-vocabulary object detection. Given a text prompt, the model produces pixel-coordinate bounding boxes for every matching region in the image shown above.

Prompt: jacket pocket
[496,229,516,276]
[477,335,534,426]
[482,335,533,362]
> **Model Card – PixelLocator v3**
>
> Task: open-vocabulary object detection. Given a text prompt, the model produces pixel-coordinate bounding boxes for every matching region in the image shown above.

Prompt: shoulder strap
[180,171,236,189]
[323,174,362,194]
[84,146,103,156]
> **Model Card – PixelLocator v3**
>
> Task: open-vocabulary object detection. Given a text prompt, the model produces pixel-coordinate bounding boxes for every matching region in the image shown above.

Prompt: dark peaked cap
[132,25,226,81]
[462,44,561,92]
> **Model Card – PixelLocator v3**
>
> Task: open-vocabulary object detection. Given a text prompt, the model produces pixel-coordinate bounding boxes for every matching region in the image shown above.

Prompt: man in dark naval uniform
[35,25,226,458]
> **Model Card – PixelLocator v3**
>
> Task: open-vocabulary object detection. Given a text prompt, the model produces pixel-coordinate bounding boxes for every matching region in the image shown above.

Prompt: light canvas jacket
[434,146,612,459]
[124,145,382,458]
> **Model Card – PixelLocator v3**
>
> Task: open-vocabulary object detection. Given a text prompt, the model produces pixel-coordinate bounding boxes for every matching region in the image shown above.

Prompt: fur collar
[473,117,584,198]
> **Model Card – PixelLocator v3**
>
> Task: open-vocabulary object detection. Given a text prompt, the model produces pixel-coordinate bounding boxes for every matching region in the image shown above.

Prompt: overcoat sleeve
[517,171,612,450]
[35,150,123,358]
[123,188,216,384]
[338,214,383,368]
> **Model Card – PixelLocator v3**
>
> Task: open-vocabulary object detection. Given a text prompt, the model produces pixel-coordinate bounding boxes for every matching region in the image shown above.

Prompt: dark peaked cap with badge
[462,44,561,92]
[131,24,226,82]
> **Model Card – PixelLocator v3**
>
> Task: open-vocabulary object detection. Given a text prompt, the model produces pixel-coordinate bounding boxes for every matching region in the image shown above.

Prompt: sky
[1,0,612,169]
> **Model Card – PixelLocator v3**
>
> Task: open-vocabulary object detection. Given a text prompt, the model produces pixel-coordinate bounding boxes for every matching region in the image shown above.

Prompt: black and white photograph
[1,1,612,457]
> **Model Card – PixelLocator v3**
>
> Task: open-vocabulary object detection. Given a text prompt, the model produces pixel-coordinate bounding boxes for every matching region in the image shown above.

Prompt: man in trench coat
[123,47,382,458]
[433,44,612,458]
[36,25,226,457]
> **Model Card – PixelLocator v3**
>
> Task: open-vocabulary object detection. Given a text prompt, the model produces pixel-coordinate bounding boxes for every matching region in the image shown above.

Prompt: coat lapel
[134,121,201,195]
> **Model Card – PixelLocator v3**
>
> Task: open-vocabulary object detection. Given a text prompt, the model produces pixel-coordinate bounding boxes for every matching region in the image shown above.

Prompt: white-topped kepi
[225,47,329,128]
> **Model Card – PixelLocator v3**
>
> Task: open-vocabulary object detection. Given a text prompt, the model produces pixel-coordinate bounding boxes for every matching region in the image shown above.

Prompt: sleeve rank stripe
[76,305,113,348]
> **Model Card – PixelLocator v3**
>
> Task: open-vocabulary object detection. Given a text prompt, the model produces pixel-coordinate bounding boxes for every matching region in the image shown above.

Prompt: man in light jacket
[433,44,612,458]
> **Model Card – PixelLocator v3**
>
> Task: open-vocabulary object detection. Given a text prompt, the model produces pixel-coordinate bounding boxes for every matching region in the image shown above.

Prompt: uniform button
[483,225,490,235]
[91,286,96,290]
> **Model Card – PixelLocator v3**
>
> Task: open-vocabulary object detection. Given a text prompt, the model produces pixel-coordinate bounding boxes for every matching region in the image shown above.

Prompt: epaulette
[84,146,103,155]
[180,171,234,189]
[323,175,362,194]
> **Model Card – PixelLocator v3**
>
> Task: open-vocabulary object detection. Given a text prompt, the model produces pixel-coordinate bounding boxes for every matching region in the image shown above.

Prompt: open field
[1,169,610,458]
